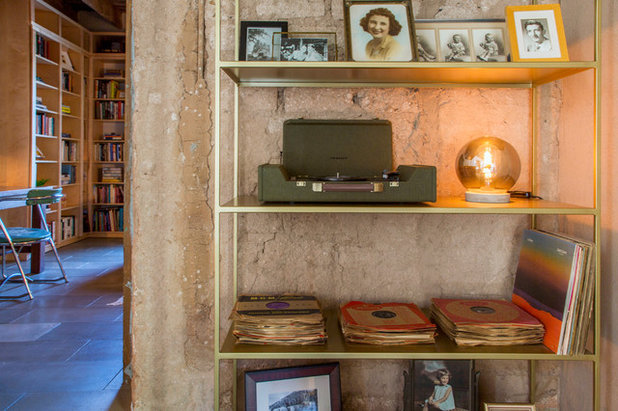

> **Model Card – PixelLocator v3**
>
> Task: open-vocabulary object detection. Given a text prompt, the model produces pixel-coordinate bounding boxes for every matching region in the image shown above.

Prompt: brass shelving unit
[214,1,601,409]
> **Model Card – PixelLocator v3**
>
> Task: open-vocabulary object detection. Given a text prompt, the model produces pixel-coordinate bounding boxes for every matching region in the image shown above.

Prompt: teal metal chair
[0,188,68,300]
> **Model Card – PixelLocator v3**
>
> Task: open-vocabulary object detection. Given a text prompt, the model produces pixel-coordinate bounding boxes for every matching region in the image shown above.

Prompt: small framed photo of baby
[343,0,418,62]
[506,4,569,62]
[412,360,475,411]
[416,20,509,63]
[484,403,537,411]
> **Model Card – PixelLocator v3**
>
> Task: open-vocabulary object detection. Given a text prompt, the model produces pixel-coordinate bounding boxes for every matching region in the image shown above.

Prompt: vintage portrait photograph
[484,403,536,411]
[239,21,288,61]
[472,28,507,61]
[439,29,471,62]
[416,29,438,61]
[344,0,417,62]
[413,360,474,411]
[506,4,569,61]
[245,363,341,411]
[280,38,329,62]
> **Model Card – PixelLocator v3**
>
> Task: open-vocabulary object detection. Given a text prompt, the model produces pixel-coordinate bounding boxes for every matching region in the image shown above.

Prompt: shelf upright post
[593,0,601,408]
[214,0,222,408]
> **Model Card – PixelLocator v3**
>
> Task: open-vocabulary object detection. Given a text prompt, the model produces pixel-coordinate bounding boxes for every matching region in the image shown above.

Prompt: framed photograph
[416,20,509,63]
[343,0,418,62]
[412,360,474,411]
[506,4,569,62]
[245,363,342,411]
[484,403,537,411]
[239,21,289,61]
[274,32,338,61]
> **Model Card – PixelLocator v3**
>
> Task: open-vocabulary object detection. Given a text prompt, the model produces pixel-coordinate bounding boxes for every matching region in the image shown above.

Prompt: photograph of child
[413,360,473,411]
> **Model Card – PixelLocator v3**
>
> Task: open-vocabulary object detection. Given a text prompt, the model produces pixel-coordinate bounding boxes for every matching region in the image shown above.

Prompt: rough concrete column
[128,0,215,408]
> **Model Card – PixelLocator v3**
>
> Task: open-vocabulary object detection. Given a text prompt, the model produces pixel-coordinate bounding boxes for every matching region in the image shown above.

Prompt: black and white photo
[416,29,437,61]
[506,4,569,61]
[440,29,470,62]
[473,29,507,61]
[239,21,288,61]
[280,38,328,62]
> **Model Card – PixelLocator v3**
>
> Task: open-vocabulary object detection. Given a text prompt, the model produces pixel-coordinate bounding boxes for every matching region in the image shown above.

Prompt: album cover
[512,229,593,353]
[232,295,322,319]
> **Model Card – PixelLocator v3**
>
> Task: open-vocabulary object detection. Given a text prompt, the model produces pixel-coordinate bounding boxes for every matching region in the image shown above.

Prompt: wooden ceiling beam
[80,0,123,27]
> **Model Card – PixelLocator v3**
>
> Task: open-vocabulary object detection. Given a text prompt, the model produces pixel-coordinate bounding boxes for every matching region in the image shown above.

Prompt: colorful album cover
[511,229,583,353]
[431,298,542,326]
[340,301,434,331]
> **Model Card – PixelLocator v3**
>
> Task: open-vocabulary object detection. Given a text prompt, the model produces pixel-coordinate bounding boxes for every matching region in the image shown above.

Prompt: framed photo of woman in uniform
[343,0,418,62]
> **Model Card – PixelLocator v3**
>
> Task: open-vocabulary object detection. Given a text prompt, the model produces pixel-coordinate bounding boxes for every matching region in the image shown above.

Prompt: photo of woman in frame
[345,0,417,62]
[413,360,474,411]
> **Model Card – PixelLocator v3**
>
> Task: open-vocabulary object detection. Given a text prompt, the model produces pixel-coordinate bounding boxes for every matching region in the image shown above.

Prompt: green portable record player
[258,119,436,203]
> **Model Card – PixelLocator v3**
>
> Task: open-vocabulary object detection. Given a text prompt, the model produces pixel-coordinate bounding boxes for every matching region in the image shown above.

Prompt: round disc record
[444,300,521,323]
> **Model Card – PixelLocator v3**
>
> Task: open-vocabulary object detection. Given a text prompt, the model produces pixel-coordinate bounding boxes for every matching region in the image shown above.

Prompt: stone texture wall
[127,0,616,409]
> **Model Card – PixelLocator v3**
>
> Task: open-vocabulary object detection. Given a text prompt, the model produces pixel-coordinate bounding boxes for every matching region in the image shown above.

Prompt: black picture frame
[343,0,418,62]
[239,21,289,61]
[411,360,475,411]
[245,362,342,411]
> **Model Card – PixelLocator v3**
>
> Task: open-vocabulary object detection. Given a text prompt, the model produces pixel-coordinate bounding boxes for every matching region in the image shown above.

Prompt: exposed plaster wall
[128,0,616,409]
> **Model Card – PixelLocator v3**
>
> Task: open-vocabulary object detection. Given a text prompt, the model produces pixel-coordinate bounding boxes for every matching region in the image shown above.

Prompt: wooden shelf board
[62,137,80,141]
[220,61,595,88]
[35,134,57,139]
[92,53,126,60]
[219,196,597,215]
[36,160,58,164]
[94,98,125,102]
[94,140,125,143]
[94,76,126,81]
[94,161,124,164]
[36,80,58,90]
[219,312,592,361]
[62,90,81,97]
[62,113,80,119]
[36,108,58,115]
[93,203,124,206]
[94,119,125,122]
[62,204,80,211]
[36,54,58,66]
[94,182,125,185]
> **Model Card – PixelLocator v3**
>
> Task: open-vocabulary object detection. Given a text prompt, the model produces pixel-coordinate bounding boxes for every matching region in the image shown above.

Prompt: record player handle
[319,183,383,193]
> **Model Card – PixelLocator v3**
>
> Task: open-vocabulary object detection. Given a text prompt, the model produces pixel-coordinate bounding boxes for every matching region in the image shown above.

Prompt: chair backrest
[26,188,63,205]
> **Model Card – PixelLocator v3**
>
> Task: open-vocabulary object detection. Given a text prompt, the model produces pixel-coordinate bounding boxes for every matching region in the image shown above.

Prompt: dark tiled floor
[0,238,129,410]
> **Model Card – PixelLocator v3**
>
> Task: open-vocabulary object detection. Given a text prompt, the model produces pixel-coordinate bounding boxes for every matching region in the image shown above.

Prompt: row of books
[62,72,74,93]
[36,113,55,136]
[36,34,51,60]
[95,79,125,99]
[61,215,76,241]
[94,101,125,120]
[95,142,124,162]
[101,133,123,141]
[230,230,595,355]
[92,207,124,232]
[61,164,76,185]
[94,184,124,204]
[63,140,78,162]
[100,166,123,182]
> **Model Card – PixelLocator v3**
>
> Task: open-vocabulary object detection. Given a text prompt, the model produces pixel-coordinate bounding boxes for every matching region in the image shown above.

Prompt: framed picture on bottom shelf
[411,360,477,411]
[245,363,341,411]
[484,404,536,411]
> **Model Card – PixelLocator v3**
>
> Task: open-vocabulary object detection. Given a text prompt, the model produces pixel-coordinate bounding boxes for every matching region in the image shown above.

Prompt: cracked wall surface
[127,0,615,409]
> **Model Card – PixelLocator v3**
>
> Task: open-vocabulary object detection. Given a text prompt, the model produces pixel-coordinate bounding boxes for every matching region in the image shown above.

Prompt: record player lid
[283,119,392,178]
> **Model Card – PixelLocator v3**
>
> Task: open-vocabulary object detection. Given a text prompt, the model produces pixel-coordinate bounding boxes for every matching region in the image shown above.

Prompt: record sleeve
[340,301,434,331]
[431,298,543,326]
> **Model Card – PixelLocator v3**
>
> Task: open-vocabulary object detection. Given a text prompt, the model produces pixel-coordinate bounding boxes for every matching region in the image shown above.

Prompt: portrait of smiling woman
[345,0,417,62]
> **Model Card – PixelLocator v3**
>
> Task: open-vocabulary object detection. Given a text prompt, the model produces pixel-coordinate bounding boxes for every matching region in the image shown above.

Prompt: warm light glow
[456,136,521,203]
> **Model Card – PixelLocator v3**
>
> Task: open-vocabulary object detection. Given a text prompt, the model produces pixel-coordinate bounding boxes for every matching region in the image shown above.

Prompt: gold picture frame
[343,0,418,62]
[506,4,569,62]
[484,403,537,411]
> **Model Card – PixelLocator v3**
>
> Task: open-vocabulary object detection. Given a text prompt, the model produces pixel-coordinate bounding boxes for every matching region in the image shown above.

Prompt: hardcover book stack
[339,301,436,345]
[512,229,595,355]
[431,298,545,346]
[230,295,327,345]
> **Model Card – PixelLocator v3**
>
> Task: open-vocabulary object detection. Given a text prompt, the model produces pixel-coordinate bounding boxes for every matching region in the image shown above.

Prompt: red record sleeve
[431,298,543,326]
[340,301,434,331]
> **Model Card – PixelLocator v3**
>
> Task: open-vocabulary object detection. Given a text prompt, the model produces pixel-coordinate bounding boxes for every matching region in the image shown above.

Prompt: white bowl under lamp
[455,136,521,203]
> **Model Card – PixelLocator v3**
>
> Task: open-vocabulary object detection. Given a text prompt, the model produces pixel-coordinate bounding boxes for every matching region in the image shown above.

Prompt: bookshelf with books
[87,32,126,237]
[31,0,87,245]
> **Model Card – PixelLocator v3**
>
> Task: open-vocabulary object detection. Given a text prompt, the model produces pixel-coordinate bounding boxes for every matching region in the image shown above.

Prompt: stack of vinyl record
[230,295,327,345]
[339,301,436,345]
[431,298,545,346]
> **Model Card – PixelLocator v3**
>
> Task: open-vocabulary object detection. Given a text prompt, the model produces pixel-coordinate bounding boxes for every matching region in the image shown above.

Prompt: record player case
[258,119,436,203]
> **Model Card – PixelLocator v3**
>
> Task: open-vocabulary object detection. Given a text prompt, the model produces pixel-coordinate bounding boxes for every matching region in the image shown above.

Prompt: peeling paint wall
[128,0,615,409]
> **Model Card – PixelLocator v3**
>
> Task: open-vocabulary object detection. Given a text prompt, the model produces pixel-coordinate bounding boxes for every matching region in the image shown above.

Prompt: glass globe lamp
[455,136,521,203]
